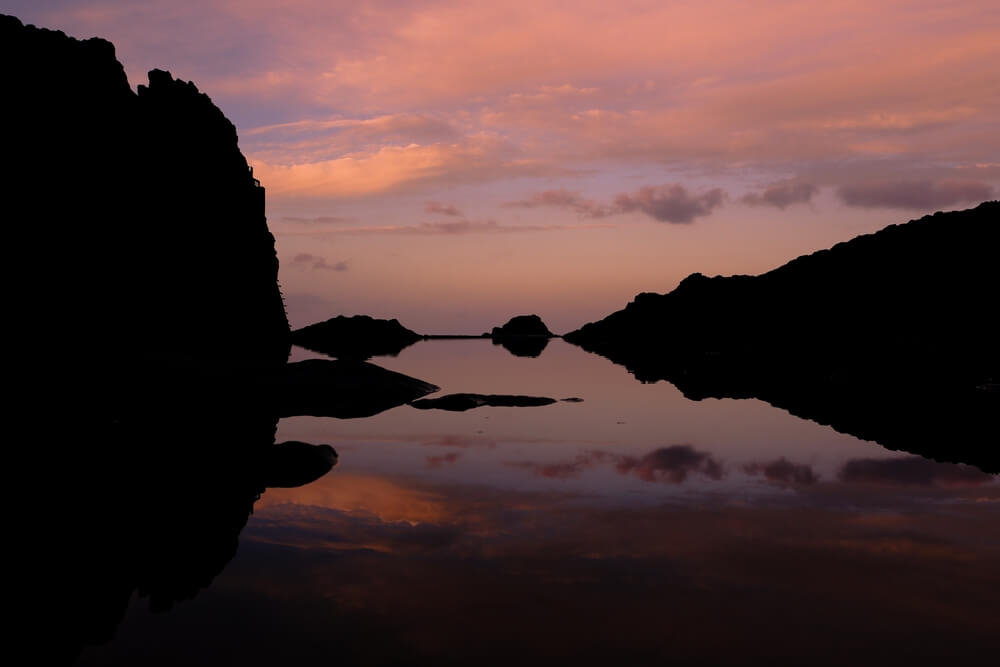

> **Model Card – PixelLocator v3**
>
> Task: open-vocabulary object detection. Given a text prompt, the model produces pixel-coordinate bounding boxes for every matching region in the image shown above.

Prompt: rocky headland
[3,14,289,368]
[3,15,350,661]
[566,201,999,472]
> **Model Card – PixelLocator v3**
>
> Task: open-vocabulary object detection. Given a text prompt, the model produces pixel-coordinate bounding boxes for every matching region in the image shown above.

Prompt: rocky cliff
[2,14,289,365]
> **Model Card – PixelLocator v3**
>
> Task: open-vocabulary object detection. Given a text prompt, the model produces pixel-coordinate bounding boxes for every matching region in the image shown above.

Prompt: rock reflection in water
[41,370,340,665]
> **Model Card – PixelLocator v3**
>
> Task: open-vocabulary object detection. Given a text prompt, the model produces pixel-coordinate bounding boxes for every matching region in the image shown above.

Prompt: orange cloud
[21,1,999,210]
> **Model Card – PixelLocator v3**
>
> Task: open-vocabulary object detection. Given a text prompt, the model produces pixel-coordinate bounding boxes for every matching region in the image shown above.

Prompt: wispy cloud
[744,458,819,485]
[503,188,612,218]
[838,457,994,487]
[836,179,994,210]
[294,219,614,235]
[615,445,724,483]
[425,201,462,216]
[29,0,1000,197]
[505,184,726,223]
[742,182,818,209]
[614,185,725,223]
[506,445,724,483]
[279,215,356,225]
[426,452,462,468]
[290,253,348,271]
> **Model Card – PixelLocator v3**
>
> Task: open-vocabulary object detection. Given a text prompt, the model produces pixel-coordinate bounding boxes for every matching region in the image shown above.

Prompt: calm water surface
[79,340,999,665]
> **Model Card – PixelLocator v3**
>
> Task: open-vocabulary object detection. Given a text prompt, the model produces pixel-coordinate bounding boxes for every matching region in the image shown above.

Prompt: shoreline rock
[292,314,422,360]
[565,202,1000,473]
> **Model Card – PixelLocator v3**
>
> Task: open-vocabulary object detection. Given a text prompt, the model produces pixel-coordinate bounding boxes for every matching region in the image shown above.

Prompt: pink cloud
[742,182,818,209]
[503,188,612,218]
[506,184,727,223]
[424,201,462,216]
[20,1,999,200]
[290,253,348,272]
[836,180,993,210]
[614,185,725,223]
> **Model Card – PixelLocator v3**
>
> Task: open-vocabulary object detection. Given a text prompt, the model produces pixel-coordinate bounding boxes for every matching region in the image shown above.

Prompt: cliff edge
[2,14,289,365]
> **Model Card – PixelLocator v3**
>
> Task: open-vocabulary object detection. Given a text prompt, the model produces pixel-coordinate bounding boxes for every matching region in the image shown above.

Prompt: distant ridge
[566,201,999,471]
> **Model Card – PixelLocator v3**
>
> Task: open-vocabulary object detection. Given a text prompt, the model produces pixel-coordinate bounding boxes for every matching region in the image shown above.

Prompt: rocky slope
[566,201,999,471]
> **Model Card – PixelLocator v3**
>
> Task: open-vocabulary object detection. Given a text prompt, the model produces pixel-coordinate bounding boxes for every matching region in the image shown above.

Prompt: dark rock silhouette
[263,441,339,488]
[1,16,325,664]
[490,314,554,338]
[566,202,1000,472]
[2,14,289,367]
[489,314,555,357]
[30,361,341,665]
[410,393,558,411]
[292,315,422,360]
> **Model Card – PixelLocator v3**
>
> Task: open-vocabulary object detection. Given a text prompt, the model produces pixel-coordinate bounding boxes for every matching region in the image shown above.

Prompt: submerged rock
[410,393,558,411]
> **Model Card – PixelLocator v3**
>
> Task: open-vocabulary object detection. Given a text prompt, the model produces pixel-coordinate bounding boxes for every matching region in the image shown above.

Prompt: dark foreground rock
[565,202,1000,472]
[3,14,290,367]
[292,315,423,360]
[411,393,559,411]
[3,15,327,663]
[263,441,338,488]
[267,359,439,418]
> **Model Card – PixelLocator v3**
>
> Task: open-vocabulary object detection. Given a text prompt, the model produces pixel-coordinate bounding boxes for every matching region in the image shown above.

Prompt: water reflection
[73,341,998,665]
[41,365,339,665]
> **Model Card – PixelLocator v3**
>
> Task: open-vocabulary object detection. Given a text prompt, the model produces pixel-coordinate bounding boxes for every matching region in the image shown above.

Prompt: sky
[7,1,999,333]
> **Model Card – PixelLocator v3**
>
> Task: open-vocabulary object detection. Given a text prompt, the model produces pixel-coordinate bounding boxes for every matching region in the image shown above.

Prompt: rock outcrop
[566,202,1000,472]
[2,14,289,368]
[292,315,422,360]
[489,314,555,357]
[1,16,306,662]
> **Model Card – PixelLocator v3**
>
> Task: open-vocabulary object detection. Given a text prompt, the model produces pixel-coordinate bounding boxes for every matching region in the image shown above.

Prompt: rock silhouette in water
[489,314,555,357]
[292,315,422,360]
[566,202,1000,472]
[0,15,330,663]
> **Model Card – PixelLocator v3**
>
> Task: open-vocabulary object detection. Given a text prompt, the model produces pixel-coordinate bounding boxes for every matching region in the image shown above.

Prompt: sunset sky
[9,1,999,332]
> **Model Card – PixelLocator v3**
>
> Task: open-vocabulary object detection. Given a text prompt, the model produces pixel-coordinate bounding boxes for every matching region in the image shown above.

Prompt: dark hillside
[566,201,999,471]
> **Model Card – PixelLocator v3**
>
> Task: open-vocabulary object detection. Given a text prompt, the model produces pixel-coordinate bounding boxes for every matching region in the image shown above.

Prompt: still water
[79,340,999,665]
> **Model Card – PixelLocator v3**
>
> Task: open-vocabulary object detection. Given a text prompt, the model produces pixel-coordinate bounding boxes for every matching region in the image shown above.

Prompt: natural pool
[78,340,1000,666]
